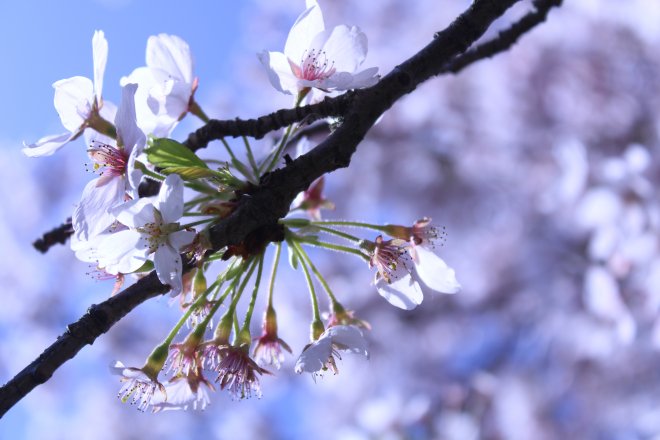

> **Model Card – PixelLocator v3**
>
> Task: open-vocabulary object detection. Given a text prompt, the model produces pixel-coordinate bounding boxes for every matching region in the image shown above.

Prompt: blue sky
[0,0,244,144]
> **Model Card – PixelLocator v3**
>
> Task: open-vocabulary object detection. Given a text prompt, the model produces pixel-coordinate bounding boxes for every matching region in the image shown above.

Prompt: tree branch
[32,219,73,253]
[0,272,169,416]
[7,0,562,417]
[183,93,353,152]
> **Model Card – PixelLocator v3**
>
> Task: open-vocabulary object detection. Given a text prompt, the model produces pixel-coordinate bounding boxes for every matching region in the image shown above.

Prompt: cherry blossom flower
[94,174,196,293]
[258,0,378,99]
[166,341,201,377]
[253,308,292,369]
[23,30,113,157]
[72,84,145,241]
[403,218,461,295]
[204,344,271,399]
[111,361,166,412]
[295,325,369,375]
[121,34,197,136]
[366,235,424,310]
[151,368,214,412]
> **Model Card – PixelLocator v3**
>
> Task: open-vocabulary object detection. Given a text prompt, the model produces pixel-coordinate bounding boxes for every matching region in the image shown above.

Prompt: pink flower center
[297,49,336,81]
[370,236,408,283]
[88,141,129,178]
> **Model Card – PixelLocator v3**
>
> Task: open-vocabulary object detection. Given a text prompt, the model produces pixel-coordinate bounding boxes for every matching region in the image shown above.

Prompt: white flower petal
[258,51,298,95]
[97,229,150,274]
[414,246,461,294]
[146,34,194,84]
[154,244,183,295]
[22,132,76,157]
[319,25,367,73]
[110,197,156,228]
[53,76,94,132]
[158,174,184,223]
[294,338,332,374]
[326,325,369,358]
[346,66,379,88]
[375,270,423,310]
[115,84,146,156]
[92,30,108,105]
[151,377,211,412]
[73,176,125,241]
[126,148,143,199]
[169,230,196,252]
[284,1,325,63]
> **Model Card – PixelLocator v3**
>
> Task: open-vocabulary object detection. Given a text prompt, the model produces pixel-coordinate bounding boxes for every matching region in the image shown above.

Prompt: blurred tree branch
[7,0,561,418]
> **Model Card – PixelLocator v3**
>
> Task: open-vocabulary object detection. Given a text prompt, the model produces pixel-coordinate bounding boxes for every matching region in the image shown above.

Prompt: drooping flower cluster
[25,0,459,413]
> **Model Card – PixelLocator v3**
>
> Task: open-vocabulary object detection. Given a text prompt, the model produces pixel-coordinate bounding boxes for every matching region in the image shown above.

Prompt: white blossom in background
[23,30,113,157]
[295,325,369,375]
[92,174,196,294]
[258,0,378,100]
[72,84,145,241]
[122,34,196,136]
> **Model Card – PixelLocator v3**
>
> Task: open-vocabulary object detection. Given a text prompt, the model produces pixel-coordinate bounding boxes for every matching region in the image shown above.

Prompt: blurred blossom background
[1,0,660,438]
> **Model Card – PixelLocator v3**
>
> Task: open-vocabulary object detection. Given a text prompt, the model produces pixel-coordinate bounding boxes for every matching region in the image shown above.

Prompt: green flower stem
[189,99,210,123]
[212,257,258,342]
[220,138,240,162]
[220,138,253,182]
[312,225,363,243]
[264,123,293,174]
[184,196,215,208]
[182,212,213,217]
[294,241,339,305]
[296,236,370,262]
[212,259,251,340]
[179,218,214,229]
[135,163,166,181]
[242,136,260,180]
[144,272,225,373]
[267,242,282,307]
[88,110,117,139]
[263,93,304,174]
[240,252,265,335]
[310,220,389,232]
[292,241,321,322]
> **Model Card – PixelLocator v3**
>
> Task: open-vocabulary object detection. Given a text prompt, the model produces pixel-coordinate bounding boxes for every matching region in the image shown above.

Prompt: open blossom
[72,84,145,241]
[204,344,271,399]
[258,0,378,98]
[23,30,113,157]
[295,325,369,375]
[122,34,196,136]
[367,235,424,310]
[111,361,166,412]
[387,218,461,295]
[94,174,196,293]
[150,368,214,412]
[253,308,292,369]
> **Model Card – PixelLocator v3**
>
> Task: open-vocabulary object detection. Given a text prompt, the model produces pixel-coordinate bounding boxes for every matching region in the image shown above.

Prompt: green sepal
[161,166,219,180]
[147,138,208,170]
[133,260,154,273]
[285,238,299,270]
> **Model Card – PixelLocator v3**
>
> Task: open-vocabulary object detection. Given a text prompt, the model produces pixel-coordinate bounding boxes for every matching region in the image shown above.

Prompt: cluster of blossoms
[25,0,459,412]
